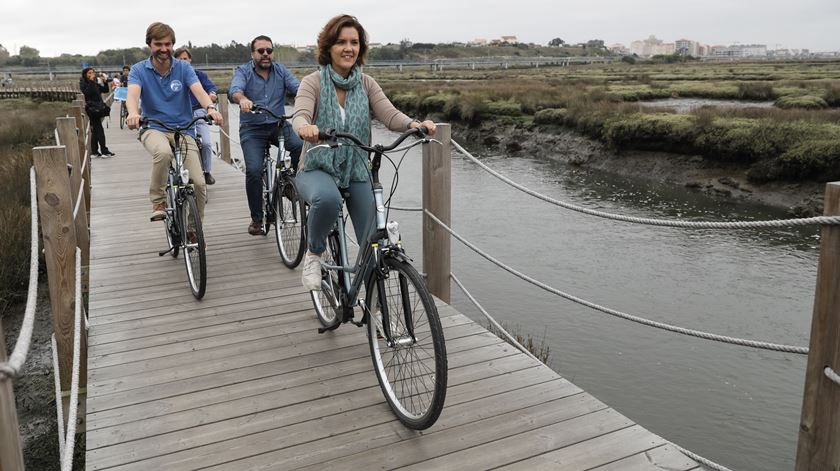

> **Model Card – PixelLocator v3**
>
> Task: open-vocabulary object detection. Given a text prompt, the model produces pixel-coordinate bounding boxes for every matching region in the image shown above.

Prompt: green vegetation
[371,60,840,184]
[0,99,65,313]
[485,321,552,365]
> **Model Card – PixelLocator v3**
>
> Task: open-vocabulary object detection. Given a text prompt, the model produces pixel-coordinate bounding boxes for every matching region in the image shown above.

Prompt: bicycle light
[386,221,401,246]
[180,167,190,185]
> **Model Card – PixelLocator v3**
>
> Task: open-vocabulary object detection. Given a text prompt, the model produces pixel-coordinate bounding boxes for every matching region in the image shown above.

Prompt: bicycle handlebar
[140,115,213,133]
[250,104,292,123]
[317,126,429,153]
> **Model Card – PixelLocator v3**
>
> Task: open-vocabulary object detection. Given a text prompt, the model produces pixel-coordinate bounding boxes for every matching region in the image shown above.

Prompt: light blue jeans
[295,170,375,254]
[192,108,213,172]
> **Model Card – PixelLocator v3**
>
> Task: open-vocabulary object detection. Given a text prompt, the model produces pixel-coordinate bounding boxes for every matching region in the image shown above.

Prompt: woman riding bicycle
[293,14,435,291]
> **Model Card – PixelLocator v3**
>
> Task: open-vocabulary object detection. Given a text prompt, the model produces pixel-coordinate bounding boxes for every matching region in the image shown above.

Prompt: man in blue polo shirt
[125,22,223,223]
[229,35,303,236]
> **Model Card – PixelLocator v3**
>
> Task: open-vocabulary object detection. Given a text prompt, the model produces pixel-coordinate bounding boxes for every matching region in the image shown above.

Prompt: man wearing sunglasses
[229,35,304,236]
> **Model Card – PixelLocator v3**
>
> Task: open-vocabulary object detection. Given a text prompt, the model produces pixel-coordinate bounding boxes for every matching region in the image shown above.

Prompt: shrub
[775,95,829,110]
[737,82,775,100]
[822,84,840,107]
[484,98,522,117]
[534,108,567,125]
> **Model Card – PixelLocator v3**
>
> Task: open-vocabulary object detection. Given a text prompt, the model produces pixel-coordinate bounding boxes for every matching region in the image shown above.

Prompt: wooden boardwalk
[85,120,704,470]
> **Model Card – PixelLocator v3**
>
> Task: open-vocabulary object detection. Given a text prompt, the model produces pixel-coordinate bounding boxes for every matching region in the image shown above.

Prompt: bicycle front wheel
[311,231,342,329]
[119,105,126,129]
[182,193,207,299]
[274,179,306,268]
[366,255,447,430]
[164,183,179,258]
[261,166,272,235]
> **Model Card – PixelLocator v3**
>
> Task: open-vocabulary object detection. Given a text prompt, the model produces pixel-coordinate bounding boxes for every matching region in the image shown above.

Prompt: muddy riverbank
[452,120,826,217]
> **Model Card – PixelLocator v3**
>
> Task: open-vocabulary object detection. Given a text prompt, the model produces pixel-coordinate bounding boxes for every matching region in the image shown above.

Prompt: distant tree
[620,55,636,64]
[548,38,565,47]
[585,39,605,50]
[0,44,9,65]
[18,45,40,66]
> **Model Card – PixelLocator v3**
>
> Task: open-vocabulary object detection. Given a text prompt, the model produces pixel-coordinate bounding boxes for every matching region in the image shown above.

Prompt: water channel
[222,111,816,471]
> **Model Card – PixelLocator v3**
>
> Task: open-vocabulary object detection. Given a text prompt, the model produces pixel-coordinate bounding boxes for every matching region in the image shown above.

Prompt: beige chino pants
[140,129,207,221]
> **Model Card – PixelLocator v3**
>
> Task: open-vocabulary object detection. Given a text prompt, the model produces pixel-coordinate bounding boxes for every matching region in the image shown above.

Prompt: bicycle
[250,104,306,268]
[140,115,211,299]
[306,127,447,430]
[119,100,128,129]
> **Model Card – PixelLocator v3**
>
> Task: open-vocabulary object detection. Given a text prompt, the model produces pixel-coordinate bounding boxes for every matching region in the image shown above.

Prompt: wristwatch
[206,104,217,111]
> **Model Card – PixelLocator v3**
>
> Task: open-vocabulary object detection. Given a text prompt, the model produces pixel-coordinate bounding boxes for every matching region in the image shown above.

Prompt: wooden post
[68,104,90,216]
[218,94,232,164]
[796,181,840,470]
[422,123,451,302]
[0,319,26,471]
[33,146,87,394]
[56,117,90,294]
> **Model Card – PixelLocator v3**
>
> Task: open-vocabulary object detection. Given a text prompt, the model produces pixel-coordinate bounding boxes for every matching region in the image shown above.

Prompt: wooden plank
[590,444,700,471]
[422,123,451,302]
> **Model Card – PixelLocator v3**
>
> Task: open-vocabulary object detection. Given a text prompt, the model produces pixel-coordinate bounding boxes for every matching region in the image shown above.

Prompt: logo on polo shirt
[170,80,183,92]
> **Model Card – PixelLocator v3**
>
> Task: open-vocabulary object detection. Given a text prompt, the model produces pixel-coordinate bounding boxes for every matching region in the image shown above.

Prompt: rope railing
[450,273,542,363]
[0,167,41,380]
[672,443,734,471]
[826,366,840,386]
[72,178,85,220]
[423,209,809,355]
[451,139,840,229]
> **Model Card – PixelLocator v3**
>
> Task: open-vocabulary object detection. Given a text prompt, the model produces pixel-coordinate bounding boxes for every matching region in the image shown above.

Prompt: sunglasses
[255,47,273,55]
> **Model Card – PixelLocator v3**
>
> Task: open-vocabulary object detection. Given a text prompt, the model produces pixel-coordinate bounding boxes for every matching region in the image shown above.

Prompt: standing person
[175,47,218,184]
[293,14,435,290]
[229,35,303,235]
[119,65,130,87]
[125,21,223,223]
[79,67,114,157]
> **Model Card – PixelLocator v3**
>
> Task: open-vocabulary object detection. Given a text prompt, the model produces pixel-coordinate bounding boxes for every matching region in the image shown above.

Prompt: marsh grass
[486,321,552,365]
[0,98,67,313]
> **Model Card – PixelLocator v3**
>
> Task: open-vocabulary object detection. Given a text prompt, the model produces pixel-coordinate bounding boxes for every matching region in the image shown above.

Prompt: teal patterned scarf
[306,64,370,187]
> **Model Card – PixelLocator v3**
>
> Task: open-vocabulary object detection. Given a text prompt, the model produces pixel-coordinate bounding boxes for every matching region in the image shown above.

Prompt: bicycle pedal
[317,324,340,334]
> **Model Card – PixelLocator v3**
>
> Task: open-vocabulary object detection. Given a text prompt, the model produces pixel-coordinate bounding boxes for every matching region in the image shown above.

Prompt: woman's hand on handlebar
[126,113,142,130]
[410,120,436,136]
[298,124,321,144]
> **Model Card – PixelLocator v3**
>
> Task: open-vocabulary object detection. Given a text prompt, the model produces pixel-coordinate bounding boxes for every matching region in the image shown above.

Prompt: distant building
[675,39,699,56]
[630,35,675,57]
[610,43,629,54]
[500,35,518,45]
[469,38,488,46]
[711,44,767,58]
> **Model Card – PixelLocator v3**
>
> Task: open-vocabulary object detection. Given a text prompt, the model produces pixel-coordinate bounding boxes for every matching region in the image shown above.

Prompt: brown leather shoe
[150,202,166,221]
[248,220,263,236]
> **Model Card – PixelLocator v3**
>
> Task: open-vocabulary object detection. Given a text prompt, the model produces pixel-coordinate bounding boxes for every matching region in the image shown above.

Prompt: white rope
[51,335,65,457]
[54,128,61,145]
[451,139,840,229]
[60,247,83,471]
[72,178,84,220]
[672,443,734,471]
[451,273,541,363]
[390,205,422,212]
[218,126,242,146]
[424,210,808,355]
[80,149,89,174]
[826,366,840,386]
[0,167,41,380]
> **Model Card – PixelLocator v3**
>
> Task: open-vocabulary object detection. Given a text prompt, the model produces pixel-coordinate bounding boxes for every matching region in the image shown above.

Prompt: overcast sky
[2,0,839,57]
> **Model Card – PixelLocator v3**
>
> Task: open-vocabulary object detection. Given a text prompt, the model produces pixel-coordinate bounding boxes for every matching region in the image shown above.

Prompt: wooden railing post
[69,103,91,216]
[218,94,232,164]
[32,146,88,402]
[56,117,90,294]
[422,123,451,302]
[796,181,840,470]
[0,319,26,471]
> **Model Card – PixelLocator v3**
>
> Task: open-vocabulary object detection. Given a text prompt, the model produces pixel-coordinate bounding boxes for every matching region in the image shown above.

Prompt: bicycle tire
[182,193,207,299]
[119,107,126,129]
[274,178,306,268]
[311,231,342,329]
[261,163,272,235]
[164,183,179,258]
[366,255,447,430]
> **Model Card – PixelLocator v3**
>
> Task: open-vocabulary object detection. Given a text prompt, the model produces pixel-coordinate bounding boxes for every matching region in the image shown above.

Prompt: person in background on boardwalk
[175,47,219,185]
[229,35,303,235]
[293,14,435,290]
[119,65,130,88]
[125,22,223,222]
[79,67,114,157]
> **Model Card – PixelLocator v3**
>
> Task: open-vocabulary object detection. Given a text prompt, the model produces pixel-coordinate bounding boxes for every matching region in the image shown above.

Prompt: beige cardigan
[292,70,414,169]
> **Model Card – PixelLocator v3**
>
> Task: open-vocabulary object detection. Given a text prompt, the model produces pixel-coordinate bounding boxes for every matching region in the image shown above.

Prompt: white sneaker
[301,252,322,291]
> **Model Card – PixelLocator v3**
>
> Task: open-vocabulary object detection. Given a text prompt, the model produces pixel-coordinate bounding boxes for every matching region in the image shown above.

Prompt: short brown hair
[316,14,368,67]
[250,35,273,51]
[145,22,176,46]
[174,47,191,59]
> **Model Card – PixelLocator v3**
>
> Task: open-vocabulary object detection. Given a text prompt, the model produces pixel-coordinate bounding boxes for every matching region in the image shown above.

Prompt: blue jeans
[239,122,303,222]
[295,170,375,254]
[192,108,213,172]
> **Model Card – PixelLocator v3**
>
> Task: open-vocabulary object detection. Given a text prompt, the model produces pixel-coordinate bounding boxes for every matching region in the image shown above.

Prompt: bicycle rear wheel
[164,183,179,258]
[366,255,447,430]
[182,193,207,299]
[311,231,342,329]
[274,179,306,268]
